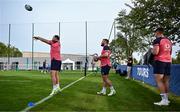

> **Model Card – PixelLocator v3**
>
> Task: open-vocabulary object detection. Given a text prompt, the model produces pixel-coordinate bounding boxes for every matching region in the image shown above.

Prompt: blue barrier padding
[169,64,180,96]
[131,65,156,86]
[116,64,180,96]
[116,65,127,71]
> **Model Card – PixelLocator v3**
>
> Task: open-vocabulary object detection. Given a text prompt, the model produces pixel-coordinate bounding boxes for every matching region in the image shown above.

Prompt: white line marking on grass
[21,73,92,112]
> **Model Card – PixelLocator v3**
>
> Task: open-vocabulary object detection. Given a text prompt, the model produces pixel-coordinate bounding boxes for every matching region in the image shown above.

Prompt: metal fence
[0,21,117,72]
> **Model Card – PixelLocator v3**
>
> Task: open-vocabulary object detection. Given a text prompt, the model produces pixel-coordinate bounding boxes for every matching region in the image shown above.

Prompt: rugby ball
[25,4,33,11]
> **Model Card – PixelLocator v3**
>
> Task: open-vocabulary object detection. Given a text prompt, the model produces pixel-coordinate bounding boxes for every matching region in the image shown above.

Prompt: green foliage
[128,0,180,44]
[133,58,139,65]
[110,10,149,62]
[172,51,180,64]
[111,0,180,63]
[0,42,22,57]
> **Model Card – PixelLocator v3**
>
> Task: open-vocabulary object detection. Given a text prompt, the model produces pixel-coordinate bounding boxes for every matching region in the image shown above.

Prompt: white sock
[110,86,115,91]
[165,93,169,101]
[160,93,166,101]
[53,85,56,91]
[56,84,60,89]
[102,87,106,92]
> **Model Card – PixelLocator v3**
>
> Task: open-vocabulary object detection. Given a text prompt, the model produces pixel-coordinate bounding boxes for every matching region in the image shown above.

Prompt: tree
[0,42,22,57]
[127,0,180,45]
[110,10,149,63]
[172,51,180,64]
[0,42,8,57]
[111,0,180,63]
[110,35,128,64]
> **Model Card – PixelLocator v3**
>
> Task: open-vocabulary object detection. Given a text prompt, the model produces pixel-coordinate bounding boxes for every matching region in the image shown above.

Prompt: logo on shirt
[164,44,171,51]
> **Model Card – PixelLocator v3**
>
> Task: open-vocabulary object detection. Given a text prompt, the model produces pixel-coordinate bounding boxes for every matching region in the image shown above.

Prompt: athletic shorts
[51,59,62,71]
[153,60,171,75]
[101,65,111,75]
[43,65,46,69]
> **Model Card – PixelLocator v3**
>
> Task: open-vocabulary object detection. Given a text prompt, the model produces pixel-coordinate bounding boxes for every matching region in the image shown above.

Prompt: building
[0,52,99,70]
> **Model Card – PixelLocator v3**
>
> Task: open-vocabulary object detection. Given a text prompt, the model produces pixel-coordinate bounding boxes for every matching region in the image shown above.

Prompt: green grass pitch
[0,70,180,111]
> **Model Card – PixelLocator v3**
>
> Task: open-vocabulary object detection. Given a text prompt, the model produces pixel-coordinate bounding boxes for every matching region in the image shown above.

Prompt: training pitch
[0,70,180,111]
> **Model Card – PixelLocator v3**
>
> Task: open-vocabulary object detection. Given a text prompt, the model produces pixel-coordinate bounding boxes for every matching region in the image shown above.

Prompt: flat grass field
[0,70,180,111]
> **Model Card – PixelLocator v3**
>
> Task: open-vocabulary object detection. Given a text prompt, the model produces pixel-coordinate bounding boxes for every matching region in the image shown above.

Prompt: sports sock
[53,85,56,91]
[160,93,166,101]
[165,93,169,101]
[56,84,60,89]
[110,86,115,91]
[102,87,106,93]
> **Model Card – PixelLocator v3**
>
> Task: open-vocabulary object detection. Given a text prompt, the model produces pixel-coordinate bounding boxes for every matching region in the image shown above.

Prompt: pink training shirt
[100,46,111,67]
[153,37,172,62]
[48,40,61,61]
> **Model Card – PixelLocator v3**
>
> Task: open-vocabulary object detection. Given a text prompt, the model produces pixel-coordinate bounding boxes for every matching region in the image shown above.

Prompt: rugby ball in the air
[25,4,33,11]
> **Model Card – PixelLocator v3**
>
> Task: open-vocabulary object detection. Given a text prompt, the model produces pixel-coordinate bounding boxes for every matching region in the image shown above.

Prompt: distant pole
[8,24,11,70]
[108,21,114,40]
[59,22,61,36]
[85,21,88,76]
[32,23,34,70]
[113,19,116,39]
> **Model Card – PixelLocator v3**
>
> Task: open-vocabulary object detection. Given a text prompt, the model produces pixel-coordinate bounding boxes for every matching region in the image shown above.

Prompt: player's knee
[102,76,107,82]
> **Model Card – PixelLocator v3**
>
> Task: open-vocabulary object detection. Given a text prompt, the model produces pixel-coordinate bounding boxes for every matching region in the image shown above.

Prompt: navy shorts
[101,65,111,75]
[51,59,62,71]
[153,60,171,75]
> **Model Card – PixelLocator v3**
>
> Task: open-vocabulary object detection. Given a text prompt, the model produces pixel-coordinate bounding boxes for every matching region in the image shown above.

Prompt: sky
[0,0,132,55]
[0,0,179,60]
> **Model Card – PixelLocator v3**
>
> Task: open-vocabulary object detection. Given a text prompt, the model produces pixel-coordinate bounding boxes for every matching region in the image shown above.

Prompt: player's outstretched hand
[33,36,39,40]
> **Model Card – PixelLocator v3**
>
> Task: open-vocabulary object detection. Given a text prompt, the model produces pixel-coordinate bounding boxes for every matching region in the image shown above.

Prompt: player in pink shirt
[96,39,116,96]
[33,35,62,96]
[152,28,172,106]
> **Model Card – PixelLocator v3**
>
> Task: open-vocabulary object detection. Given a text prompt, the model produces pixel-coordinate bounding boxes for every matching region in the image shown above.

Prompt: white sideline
[21,73,92,112]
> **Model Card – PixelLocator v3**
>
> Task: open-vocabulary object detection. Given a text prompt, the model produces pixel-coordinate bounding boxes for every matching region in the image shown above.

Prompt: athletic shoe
[49,90,56,96]
[125,77,129,79]
[108,90,116,96]
[167,100,170,104]
[97,91,106,95]
[50,87,61,95]
[56,87,61,92]
[154,100,169,106]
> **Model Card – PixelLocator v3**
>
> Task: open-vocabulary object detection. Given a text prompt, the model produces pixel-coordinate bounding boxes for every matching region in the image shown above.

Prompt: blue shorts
[51,59,61,71]
[101,65,111,75]
[153,60,171,75]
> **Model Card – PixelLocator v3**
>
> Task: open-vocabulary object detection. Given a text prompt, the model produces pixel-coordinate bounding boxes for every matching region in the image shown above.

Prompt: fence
[116,64,180,96]
[0,21,117,73]
[0,63,100,71]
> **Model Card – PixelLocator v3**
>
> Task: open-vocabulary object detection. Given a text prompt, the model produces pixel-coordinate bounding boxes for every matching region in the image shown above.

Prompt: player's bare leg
[103,75,116,96]
[50,70,58,95]
[154,74,169,106]
[55,71,61,91]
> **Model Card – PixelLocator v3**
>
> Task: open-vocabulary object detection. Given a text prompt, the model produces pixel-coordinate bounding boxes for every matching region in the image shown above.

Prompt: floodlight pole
[113,19,116,39]
[8,24,11,70]
[108,21,114,40]
[32,23,34,70]
[85,21,88,76]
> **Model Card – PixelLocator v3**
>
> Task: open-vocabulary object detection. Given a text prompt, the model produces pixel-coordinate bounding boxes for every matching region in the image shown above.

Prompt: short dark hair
[155,27,164,33]
[103,39,109,44]
[54,35,60,40]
